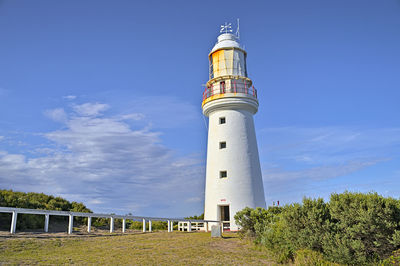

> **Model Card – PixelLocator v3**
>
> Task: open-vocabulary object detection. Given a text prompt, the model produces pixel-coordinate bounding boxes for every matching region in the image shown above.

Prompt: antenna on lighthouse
[236,18,240,39]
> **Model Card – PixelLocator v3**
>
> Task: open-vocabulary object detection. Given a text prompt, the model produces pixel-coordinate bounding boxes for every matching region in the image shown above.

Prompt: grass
[0,231,275,265]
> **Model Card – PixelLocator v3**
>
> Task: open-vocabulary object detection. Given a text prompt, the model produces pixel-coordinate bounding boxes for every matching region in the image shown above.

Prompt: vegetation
[235,191,400,264]
[126,213,205,231]
[4,189,400,264]
[0,189,208,233]
[0,231,273,264]
[129,221,168,231]
[381,249,400,265]
[185,213,204,220]
[0,189,91,230]
[124,213,206,231]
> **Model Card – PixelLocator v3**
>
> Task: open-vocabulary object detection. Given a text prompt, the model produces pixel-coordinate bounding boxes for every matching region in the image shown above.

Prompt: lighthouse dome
[211,33,241,53]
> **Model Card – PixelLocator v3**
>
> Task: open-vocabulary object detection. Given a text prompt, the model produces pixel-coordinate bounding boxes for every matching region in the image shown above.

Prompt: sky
[0,0,399,217]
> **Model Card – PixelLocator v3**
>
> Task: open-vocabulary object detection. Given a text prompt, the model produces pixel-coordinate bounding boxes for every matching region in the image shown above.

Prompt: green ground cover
[0,231,274,265]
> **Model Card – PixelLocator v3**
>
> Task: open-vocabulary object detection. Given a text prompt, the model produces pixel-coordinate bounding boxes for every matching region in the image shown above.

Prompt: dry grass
[0,230,276,265]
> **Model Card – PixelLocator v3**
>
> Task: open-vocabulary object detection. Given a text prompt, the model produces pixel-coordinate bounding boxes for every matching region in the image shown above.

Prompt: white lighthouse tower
[203,24,266,231]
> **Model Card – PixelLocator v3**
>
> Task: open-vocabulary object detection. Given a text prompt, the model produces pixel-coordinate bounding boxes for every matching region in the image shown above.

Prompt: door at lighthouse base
[219,205,230,231]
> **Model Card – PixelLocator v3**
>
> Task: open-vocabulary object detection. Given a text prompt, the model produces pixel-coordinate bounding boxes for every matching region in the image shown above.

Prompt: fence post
[44,214,49,232]
[167,220,171,232]
[122,218,126,233]
[149,220,152,232]
[10,211,17,234]
[142,218,146,232]
[87,217,92,233]
[188,221,192,232]
[171,221,173,232]
[110,217,115,233]
[205,222,208,232]
[68,214,73,234]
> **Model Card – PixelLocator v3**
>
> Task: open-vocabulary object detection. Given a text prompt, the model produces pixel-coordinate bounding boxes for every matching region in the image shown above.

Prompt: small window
[220,171,227,178]
[219,117,226,124]
[219,141,226,149]
[220,81,225,94]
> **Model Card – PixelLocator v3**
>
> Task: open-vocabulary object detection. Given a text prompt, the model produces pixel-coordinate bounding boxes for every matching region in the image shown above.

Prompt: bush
[234,206,281,239]
[235,192,400,265]
[323,192,400,264]
[129,221,167,230]
[294,249,338,266]
[185,213,204,220]
[381,249,400,265]
[0,189,92,230]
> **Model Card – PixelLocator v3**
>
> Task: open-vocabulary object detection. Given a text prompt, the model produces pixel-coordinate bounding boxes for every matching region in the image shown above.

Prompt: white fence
[0,207,221,235]
[177,221,229,233]
[178,221,206,232]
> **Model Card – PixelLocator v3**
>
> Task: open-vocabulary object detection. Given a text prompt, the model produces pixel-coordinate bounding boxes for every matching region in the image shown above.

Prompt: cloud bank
[0,102,204,216]
[258,126,400,205]
[1,101,398,215]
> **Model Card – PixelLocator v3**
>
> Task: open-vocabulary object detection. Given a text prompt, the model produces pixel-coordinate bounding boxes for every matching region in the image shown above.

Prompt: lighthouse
[203,24,266,231]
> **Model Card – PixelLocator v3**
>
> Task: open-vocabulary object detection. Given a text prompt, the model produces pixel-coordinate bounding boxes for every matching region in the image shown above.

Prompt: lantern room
[209,33,248,79]
[202,33,257,108]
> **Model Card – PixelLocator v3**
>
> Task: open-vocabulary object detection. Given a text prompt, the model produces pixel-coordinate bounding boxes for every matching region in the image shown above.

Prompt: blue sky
[0,0,399,216]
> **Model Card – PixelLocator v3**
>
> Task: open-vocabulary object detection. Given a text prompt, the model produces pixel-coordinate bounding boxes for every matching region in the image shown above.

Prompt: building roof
[211,33,242,53]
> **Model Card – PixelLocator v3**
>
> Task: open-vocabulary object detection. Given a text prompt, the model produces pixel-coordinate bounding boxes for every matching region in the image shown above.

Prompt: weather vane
[219,20,240,39]
[220,22,233,34]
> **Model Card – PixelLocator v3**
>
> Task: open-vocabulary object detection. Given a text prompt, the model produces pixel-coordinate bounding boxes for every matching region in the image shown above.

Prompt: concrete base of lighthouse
[203,98,266,231]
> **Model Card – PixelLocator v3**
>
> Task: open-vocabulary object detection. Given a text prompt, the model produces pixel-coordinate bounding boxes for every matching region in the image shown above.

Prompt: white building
[202,29,266,231]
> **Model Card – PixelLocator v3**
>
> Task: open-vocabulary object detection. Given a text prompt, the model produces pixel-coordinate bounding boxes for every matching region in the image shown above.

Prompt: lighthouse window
[220,171,227,178]
[220,81,225,94]
[219,117,226,124]
[219,142,226,149]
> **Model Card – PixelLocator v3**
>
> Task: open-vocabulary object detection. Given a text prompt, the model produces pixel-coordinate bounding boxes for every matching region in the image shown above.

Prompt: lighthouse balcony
[202,83,257,107]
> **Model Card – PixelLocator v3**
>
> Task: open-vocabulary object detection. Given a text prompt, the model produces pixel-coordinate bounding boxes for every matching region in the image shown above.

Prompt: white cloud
[264,158,389,182]
[3,106,398,214]
[88,199,104,205]
[0,101,204,216]
[63,95,77,100]
[33,148,56,155]
[258,126,400,205]
[44,108,67,122]
[118,113,145,121]
[127,96,201,129]
[72,103,109,117]
[185,197,202,203]
[259,126,400,165]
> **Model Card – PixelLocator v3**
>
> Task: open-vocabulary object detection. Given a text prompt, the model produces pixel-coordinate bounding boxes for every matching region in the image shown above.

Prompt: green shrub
[0,189,92,230]
[234,206,281,239]
[129,220,167,231]
[257,208,295,262]
[283,198,332,253]
[294,249,338,266]
[235,192,400,265]
[381,249,400,265]
[186,213,204,220]
[323,192,400,264]
[92,217,110,228]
